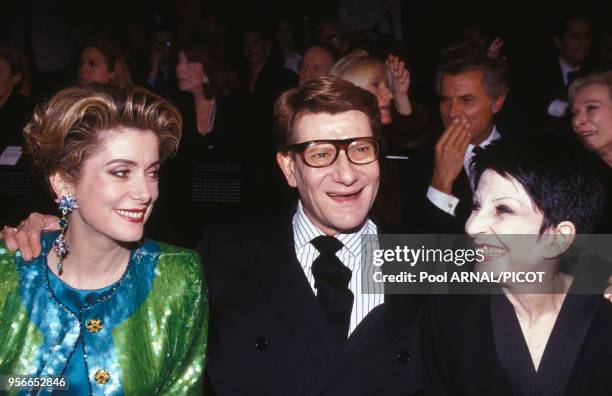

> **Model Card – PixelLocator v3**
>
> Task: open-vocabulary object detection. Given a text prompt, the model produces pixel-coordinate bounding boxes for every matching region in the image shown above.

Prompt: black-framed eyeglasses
[285,137,381,168]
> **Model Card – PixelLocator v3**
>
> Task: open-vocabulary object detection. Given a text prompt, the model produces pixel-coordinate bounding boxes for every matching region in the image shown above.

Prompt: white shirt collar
[292,200,375,257]
[466,125,501,158]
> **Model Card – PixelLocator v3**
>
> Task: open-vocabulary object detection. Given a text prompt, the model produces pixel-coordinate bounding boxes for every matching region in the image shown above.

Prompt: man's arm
[1,213,60,260]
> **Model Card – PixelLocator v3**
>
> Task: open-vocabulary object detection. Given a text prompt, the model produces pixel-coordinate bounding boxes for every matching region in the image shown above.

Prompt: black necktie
[311,236,354,346]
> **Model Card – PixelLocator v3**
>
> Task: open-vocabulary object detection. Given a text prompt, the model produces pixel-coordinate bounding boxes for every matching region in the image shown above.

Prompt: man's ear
[554,36,563,51]
[543,221,576,259]
[491,94,507,114]
[49,172,75,201]
[276,151,298,188]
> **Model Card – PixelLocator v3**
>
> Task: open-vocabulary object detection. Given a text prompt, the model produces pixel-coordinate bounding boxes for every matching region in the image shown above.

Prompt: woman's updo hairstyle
[23,83,182,191]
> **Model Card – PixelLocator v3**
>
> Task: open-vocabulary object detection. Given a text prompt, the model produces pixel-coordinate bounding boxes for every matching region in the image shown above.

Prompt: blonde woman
[0,83,207,395]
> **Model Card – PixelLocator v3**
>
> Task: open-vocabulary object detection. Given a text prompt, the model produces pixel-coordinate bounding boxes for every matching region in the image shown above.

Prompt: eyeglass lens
[302,139,378,167]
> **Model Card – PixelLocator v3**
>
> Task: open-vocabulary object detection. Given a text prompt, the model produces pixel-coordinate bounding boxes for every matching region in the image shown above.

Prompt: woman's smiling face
[465,170,551,275]
[57,127,161,244]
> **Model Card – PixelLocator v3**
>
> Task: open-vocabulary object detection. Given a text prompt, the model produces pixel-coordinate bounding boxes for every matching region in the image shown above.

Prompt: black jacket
[197,214,424,395]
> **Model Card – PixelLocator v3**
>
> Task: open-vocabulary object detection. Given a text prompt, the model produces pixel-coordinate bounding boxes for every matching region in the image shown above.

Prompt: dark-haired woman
[423,136,612,395]
[151,42,242,247]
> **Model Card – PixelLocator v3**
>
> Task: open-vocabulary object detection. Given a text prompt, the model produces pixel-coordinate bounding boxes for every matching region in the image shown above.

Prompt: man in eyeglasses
[200,75,423,394]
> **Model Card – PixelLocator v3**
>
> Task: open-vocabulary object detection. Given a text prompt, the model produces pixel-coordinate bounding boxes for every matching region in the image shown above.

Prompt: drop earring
[53,194,78,275]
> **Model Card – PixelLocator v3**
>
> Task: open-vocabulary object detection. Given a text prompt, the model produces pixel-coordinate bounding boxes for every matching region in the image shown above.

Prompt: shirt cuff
[547,99,569,117]
[427,186,459,216]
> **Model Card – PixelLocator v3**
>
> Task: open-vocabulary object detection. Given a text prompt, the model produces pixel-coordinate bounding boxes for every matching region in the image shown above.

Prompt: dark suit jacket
[527,56,589,132]
[422,265,612,396]
[197,215,424,395]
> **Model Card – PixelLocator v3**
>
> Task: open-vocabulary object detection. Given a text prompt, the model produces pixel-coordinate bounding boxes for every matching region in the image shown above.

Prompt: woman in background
[0,83,207,395]
[151,41,242,247]
[570,71,612,233]
[78,39,132,87]
[330,49,430,153]
[331,50,430,223]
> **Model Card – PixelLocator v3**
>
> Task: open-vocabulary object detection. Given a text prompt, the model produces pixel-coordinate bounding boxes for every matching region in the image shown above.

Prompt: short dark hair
[180,41,236,99]
[472,134,605,234]
[553,14,591,39]
[304,42,339,62]
[273,75,381,150]
[436,44,509,99]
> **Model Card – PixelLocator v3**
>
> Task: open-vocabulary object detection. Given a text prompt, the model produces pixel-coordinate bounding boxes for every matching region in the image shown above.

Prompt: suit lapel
[242,218,337,365]
[314,286,423,392]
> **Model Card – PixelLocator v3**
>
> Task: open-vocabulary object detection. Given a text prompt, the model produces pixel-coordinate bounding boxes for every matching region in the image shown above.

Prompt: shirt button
[86,319,104,333]
[94,369,110,384]
[448,203,453,208]
[397,351,410,366]
[256,337,269,351]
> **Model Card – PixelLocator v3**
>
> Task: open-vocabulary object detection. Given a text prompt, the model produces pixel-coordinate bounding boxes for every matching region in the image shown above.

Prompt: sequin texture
[0,233,208,395]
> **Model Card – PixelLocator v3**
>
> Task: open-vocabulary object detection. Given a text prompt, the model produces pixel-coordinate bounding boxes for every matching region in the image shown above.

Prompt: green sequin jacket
[0,232,208,395]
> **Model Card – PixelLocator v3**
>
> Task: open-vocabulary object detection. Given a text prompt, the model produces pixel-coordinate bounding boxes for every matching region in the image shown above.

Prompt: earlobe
[276,152,298,188]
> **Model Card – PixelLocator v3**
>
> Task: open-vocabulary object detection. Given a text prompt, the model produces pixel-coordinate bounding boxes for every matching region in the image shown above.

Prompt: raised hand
[431,117,472,194]
[487,37,505,59]
[386,54,412,115]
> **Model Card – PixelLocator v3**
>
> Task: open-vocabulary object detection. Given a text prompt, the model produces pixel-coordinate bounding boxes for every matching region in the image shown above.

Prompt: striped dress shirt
[292,201,384,336]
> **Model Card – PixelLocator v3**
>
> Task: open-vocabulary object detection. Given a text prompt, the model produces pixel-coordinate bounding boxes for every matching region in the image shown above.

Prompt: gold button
[448,203,452,208]
[86,319,104,333]
[94,369,110,384]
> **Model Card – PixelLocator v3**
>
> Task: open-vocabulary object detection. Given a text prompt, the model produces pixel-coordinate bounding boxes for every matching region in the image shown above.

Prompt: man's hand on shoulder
[1,213,61,260]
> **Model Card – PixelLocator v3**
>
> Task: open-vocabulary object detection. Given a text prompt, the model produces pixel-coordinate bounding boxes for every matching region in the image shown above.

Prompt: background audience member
[276,18,302,75]
[0,45,46,228]
[298,43,338,86]
[530,15,594,130]
[145,26,177,98]
[0,46,32,147]
[401,45,509,233]
[238,25,298,213]
[570,71,612,233]
[78,39,132,87]
[316,19,350,56]
[151,41,241,247]
[331,50,430,152]
[330,49,431,223]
